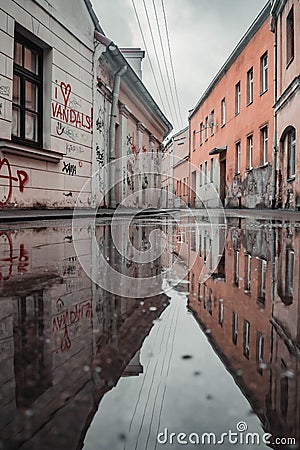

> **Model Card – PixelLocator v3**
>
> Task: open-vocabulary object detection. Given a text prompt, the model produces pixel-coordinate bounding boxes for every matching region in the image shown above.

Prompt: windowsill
[220,123,226,128]
[260,88,268,96]
[246,167,253,172]
[234,172,241,176]
[246,100,253,107]
[205,138,208,142]
[235,112,240,117]
[0,139,65,163]
[287,176,295,183]
[286,56,294,69]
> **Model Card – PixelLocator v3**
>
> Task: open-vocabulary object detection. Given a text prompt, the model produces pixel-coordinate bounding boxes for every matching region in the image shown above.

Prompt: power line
[161,0,184,128]
[142,0,176,127]
[131,0,167,113]
[151,0,181,129]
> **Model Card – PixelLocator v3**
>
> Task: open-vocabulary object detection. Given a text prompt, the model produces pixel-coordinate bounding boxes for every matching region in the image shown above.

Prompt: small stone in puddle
[182,355,193,360]
[206,394,213,400]
[194,371,201,376]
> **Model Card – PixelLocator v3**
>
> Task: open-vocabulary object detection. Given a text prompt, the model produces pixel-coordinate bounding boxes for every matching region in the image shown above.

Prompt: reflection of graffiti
[96,144,105,168]
[56,121,78,141]
[62,161,77,176]
[52,300,92,352]
[52,81,92,130]
[0,158,29,207]
[126,135,133,146]
[0,80,10,96]
[0,232,29,281]
[0,102,3,116]
[96,106,105,134]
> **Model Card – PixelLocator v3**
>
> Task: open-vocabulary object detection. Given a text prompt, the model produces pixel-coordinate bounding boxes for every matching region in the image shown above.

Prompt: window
[192,130,196,150]
[261,52,268,93]
[204,161,208,184]
[247,68,253,104]
[221,98,226,126]
[235,82,241,114]
[232,312,238,345]
[286,7,294,65]
[247,135,253,170]
[205,116,208,140]
[244,320,250,358]
[261,126,268,165]
[210,110,214,136]
[236,142,241,174]
[12,33,43,146]
[200,122,203,145]
[287,128,296,179]
[199,164,203,186]
[210,157,214,183]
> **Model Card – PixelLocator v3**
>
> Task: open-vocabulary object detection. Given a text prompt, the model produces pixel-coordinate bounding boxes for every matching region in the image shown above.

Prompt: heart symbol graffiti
[60,82,71,107]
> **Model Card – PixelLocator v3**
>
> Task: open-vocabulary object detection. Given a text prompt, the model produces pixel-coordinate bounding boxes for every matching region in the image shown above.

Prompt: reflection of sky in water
[84,290,267,450]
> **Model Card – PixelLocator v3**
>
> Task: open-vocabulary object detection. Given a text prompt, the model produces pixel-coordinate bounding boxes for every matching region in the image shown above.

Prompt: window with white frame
[210,157,214,183]
[261,52,268,93]
[204,161,208,184]
[245,254,251,292]
[200,122,203,145]
[247,67,253,104]
[205,116,208,140]
[221,98,226,126]
[261,126,268,165]
[199,164,203,186]
[286,6,294,65]
[236,141,241,174]
[287,128,296,179]
[247,135,253,169]
[232,311,238,345]
[235,82,241,114]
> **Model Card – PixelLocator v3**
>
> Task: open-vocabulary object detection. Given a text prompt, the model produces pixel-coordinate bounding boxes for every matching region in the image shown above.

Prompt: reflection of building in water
[188,218,299,444]
[0,223,168,450]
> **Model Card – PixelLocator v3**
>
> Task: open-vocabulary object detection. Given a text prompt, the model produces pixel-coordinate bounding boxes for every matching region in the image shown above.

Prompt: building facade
[271,0,300,209]
[189,2,274,209]
[0,0,171,210]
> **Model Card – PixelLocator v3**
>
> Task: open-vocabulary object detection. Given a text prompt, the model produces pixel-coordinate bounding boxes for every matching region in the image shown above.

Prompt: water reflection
[0,222,169,450]
[0,215,299,449]
[189,217,300,445]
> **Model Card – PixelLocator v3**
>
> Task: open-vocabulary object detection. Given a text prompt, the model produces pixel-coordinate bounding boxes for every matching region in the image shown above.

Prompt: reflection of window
[199,233,202,256]
[286,7,294,65]
[258,259,267,302]
[210,158,214,183]
[245,254,251,292]
[256,332,264,374]
[278,246,294,306]
[200,164,203,186]
[13,33,43,146]
[219,299,224,326]
[286,248,294,299]
[243,320,250,358]
[204,161,208,184]
[280,360,288,418]
[232,311,238,345]
[14,292,51,406]
[234,250,239,287]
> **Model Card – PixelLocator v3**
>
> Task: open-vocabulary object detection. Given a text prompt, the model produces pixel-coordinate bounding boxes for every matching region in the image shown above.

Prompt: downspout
[108,57,127,208]
[271,17,278,209]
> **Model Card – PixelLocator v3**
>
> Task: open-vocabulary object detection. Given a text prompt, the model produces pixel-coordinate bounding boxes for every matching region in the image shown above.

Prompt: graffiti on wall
[0,78,10,97]
[62,161,77,176]
[66,142,84,156]
[0,232,29,281]
[52,81,92,131]
[96,144,105,168]
[0,158,29,207]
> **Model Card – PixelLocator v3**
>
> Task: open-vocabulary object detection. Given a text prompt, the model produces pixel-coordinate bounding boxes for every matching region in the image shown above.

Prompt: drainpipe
[271,19,278,209]
[108,56,127,208]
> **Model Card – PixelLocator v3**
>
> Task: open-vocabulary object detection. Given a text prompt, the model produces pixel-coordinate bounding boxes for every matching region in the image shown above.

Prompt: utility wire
[152,0,181,129]
[132,0,167,113]
[161,0,184,128]
[142,0,176,127]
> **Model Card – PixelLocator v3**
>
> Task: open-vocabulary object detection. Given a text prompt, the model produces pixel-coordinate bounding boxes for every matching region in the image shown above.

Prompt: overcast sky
[92,0,267,132]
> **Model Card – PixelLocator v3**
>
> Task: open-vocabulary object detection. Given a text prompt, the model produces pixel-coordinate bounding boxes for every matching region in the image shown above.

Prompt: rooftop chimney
[120,48,145,79]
